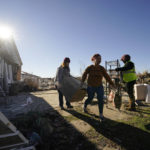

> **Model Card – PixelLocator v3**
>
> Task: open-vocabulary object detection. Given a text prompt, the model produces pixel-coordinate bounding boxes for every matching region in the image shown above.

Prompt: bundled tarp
[108,90,122,109]
[59,76,86,102]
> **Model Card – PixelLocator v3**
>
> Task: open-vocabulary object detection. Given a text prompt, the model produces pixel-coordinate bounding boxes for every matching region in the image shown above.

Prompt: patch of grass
[66,104,150,150]
[123,115,150,133]
[63,115,78,122]
[85,128,104,141]
[137,107,150,116]
[114,107,150,135]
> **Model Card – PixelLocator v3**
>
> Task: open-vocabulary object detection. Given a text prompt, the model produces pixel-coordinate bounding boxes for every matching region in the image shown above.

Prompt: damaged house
[21,73,55,91]
[21,71,41,91]
[0,37,22,96]
[39,78,55,90]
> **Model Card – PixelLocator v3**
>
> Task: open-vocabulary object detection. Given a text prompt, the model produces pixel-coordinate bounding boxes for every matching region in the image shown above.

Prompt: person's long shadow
[64,109,150,150]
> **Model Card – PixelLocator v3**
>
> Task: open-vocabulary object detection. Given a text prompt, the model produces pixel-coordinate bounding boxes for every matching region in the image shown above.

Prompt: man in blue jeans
[81,54,115,121]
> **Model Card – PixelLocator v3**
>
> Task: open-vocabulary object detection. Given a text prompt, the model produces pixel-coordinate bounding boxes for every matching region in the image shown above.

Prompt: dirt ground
[0,90,150,150]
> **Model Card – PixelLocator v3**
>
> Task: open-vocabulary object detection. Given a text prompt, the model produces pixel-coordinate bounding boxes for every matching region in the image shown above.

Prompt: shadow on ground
[64,109,150,150]
[145,124,150,130]
[4,94,99,150]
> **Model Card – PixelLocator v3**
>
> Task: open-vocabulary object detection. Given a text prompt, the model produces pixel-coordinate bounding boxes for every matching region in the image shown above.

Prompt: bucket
[134,84,148,100]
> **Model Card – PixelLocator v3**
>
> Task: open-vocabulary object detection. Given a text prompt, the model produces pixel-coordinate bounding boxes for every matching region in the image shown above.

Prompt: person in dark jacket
[115,54,137,111]
[55,57,73,110]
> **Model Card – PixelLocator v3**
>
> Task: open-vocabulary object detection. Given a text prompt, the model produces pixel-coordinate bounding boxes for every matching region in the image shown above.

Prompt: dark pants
[84,85,104,114]
[58,90,71,107]
[125,80,136,100]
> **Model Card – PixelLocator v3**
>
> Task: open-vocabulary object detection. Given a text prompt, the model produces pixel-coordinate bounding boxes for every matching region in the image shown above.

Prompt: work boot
[83,105,88,113]
[127,104,136,111]
[125,99,132,109]
[131,102,136,111]
[67,105,73,109]
[126,98,136,111]
[99,114,105,122]
[127,107,136,111]
[124,103,130,108]
[60,106,65,110]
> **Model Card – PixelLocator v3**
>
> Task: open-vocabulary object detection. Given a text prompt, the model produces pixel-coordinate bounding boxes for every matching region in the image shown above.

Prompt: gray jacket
[55,66,70,85]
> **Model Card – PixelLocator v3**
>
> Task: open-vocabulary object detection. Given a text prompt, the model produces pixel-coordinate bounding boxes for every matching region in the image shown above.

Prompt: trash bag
[108,90,122,109]
[114,93,122,109]
[108,90,115,102]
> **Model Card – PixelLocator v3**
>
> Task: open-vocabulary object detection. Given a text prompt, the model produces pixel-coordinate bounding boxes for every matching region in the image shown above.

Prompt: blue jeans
[84,86,104,114]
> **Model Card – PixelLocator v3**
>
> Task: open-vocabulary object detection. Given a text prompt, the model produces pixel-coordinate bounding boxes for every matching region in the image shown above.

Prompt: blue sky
[0,0,150,77]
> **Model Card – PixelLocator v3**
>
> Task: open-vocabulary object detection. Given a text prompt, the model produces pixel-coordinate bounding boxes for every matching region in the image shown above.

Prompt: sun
[0,26,13,39]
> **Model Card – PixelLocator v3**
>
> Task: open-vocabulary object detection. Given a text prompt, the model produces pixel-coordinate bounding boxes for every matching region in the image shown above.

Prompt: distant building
[39,78,55,90]
[21,71,41,90]
[21,71,41,82]
[0,37,22,96]
[21,72,55,90]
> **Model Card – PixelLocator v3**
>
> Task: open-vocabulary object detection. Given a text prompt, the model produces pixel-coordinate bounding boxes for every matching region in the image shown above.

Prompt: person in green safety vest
[115,54,137,111]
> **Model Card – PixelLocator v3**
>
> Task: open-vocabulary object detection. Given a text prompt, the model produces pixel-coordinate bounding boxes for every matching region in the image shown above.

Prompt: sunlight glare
[0,26,13,39]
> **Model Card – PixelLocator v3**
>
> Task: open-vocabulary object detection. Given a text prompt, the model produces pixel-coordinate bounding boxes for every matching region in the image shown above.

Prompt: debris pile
[137,71,150,84]
[11,111,97,150]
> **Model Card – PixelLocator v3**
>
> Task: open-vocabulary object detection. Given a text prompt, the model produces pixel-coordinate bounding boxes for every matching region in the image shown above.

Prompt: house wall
[0,38,22,96]
[0,56,21,95]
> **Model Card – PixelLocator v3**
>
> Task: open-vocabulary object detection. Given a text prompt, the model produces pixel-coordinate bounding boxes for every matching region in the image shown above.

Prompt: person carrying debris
[55,57,73,110]
[81,54,115,121]
[115,54,137,111]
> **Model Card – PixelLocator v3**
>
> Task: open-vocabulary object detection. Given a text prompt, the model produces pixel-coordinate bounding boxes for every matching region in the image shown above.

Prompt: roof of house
[0,37,23,66]
[21,71,41,79]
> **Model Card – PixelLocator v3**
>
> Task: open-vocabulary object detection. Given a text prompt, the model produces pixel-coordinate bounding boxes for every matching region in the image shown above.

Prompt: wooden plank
[0,131,19,138]
[10,146,36,150]
[0,112,29,149]
[0,131,28,146]
[0,112,16,133]
[0,142,25,150]
[0,135,23,147]
[0,121,13,135]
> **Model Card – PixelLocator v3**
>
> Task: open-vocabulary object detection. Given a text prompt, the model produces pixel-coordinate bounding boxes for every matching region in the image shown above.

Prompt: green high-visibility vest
[122,61,137,82]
